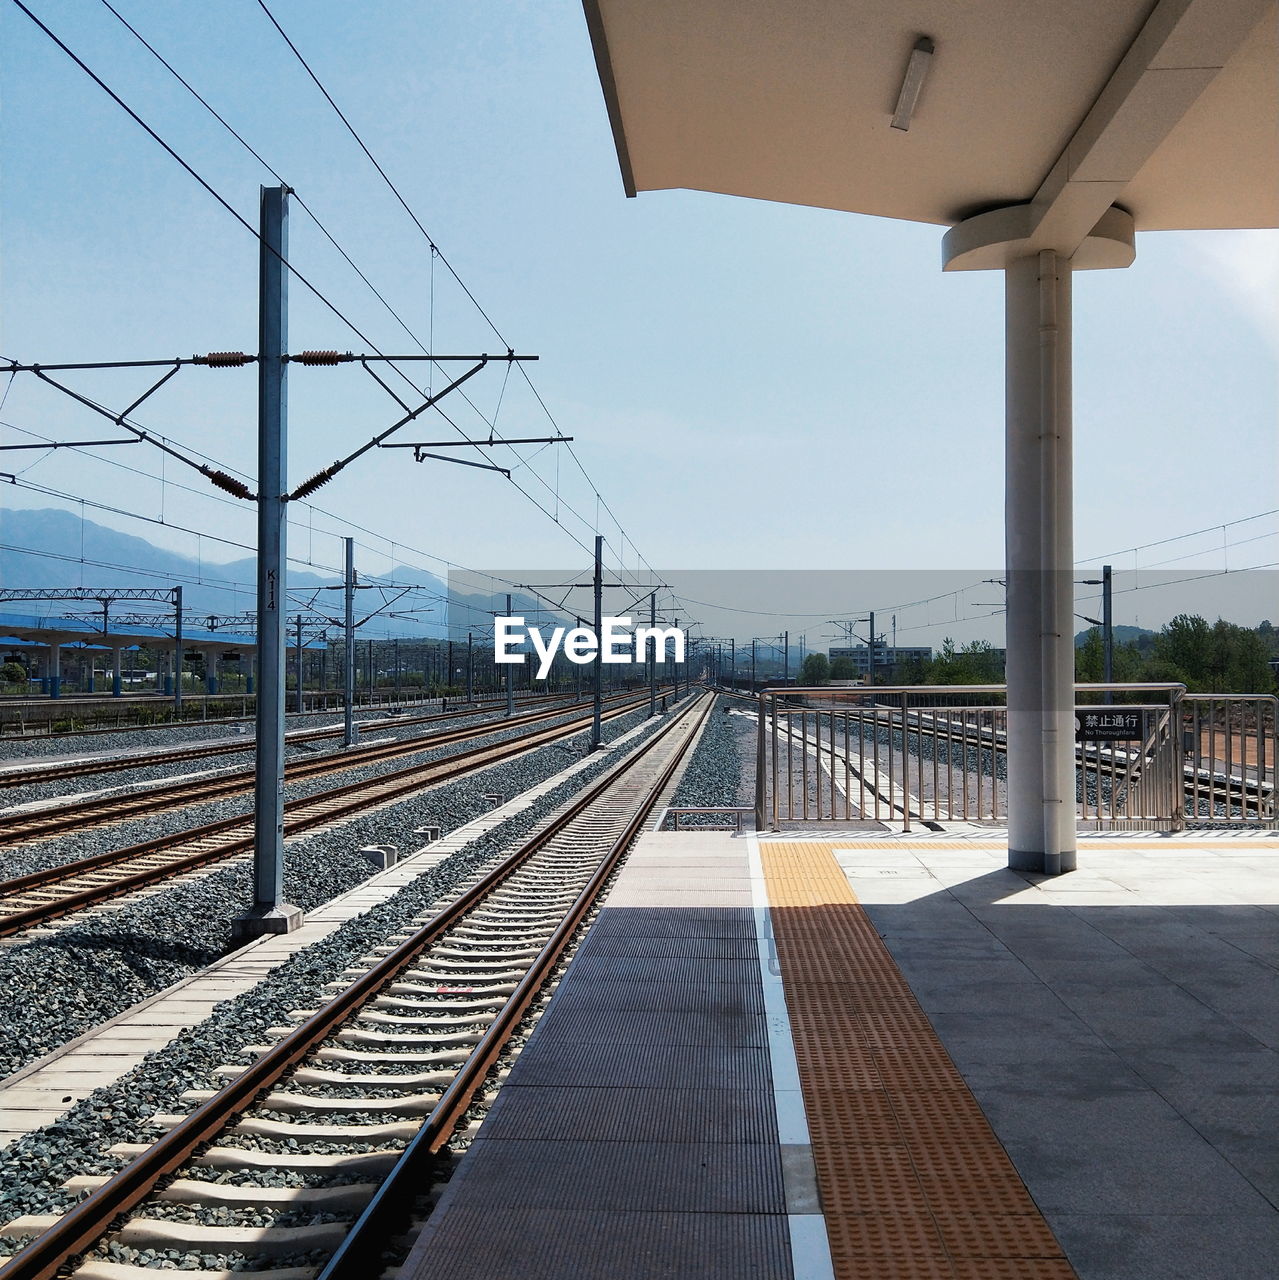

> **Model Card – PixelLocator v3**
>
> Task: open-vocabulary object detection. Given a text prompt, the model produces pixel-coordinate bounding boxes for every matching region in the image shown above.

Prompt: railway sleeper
[179,1087,445,1115]
[62,1175,378,1212]
[284,1065,461,1089]
[146,1113,421,1143]
[73,1258,320,1280]
[110,1142,402,1175]
[314,1043,482,1063]
[99,1216,350,1257]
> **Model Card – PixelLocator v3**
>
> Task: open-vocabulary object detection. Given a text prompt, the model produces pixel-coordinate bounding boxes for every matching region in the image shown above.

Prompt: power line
[1076,508,1279,565]
[9,0,396,360]
[15,3,659,594]
[93,0,615,566]
[254,0,655,584]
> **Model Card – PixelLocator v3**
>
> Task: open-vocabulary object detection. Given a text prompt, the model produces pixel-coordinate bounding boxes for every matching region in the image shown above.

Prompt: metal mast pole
[466,632,474,703]
[238,184,300,939]
[648,591,657,717]
[673,617,680,698]
[505,594,515,718]
[592,535,603,747]
[730,639,735,692]
[783,630,789,684]
[343,537,357,747]
[751,638,756,691]
[294,614,304,713]
[1102,564,1113,702]
[173,585,184,712]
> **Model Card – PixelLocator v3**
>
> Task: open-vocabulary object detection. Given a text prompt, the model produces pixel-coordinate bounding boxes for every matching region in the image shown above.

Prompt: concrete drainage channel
[0,693,714,1279]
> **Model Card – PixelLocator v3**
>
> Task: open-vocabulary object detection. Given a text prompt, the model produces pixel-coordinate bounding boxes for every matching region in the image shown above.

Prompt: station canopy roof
[583,0,1278,258]
[0,613,260,650]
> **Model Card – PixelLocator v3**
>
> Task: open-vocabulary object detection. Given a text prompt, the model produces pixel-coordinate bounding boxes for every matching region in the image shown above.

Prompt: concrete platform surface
[402,829,1278,1280]
[836,834,1279,1280]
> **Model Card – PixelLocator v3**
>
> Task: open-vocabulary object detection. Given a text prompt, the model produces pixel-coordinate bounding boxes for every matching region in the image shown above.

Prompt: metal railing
[1182,693,1276,824]
[754,684,1277,832]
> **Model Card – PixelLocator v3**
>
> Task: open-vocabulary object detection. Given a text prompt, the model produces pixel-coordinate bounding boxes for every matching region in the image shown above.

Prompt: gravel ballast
[0,698,605,883]
[0,697,692,1233]
[666,695,750,821]
[0,698,675,1082]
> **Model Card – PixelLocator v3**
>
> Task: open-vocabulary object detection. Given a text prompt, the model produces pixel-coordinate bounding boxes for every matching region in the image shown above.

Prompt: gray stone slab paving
[837,834,1279,1280]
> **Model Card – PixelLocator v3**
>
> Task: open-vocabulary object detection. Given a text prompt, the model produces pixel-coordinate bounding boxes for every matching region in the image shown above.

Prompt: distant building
[829,645,932,674]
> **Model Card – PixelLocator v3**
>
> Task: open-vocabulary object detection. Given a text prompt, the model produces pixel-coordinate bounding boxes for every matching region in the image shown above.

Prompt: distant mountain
[0,508,451,638]
[1073,623,1156,647]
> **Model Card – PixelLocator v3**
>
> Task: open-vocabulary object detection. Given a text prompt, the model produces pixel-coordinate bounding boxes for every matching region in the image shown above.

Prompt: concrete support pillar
[48,644,61,699]
[205,649,220,696]
[1005,251,1076,874]
[945,203,1134,876]
[112,647,124,697]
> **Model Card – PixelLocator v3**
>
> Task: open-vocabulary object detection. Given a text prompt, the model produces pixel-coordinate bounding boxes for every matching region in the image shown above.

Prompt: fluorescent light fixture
[891,36,934,131]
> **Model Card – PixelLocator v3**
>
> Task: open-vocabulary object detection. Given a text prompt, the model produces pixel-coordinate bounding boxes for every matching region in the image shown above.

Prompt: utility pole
[294,614,304,713]
[343,537,357,747]
[173,585,184,712]
[783,630,790,684]
[867,610,876,685]
[730,638,736,692]
[505,594,515,718]
[236,185,300,941]
[466,631,474,703]
[751,638,756,691]
[673,617,680,698]
[1102,564,1113,702]
[648,591,657,717]
[592,534,604,747]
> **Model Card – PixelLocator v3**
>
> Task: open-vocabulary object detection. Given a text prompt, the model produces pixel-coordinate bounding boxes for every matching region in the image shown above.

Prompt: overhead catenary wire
[68,0,627,570]
[253,0,657,585]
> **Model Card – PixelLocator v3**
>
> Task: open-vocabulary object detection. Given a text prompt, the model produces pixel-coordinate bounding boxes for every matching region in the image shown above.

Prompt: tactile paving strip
[760,841,1077,1279]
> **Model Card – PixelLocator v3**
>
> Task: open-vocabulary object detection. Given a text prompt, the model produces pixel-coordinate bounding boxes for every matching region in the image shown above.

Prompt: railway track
[0,694,575,791]
[0,691,573,788]
[0,690,654,846]
[0,690,666,939]
[0,692,713,1280]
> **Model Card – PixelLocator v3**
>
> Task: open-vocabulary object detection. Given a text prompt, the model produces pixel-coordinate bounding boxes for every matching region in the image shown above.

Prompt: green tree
[800,652,830,685]
[1154,614,1213,689]
[1209,620,1274,692]
[1,661,27,685]
[893,655,930,684]
[926,638,1003,685]
[829,656,856,681]
[1075,628,1103,682]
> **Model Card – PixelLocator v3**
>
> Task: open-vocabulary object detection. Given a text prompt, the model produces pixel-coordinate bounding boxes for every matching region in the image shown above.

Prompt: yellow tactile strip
[760,842,1077,1280]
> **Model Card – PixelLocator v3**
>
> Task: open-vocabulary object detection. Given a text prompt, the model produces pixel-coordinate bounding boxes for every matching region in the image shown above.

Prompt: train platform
[403,827,1279,1280]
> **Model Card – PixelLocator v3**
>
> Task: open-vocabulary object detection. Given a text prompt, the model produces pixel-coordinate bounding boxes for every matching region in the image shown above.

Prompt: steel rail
[0,692,710,1280]
[0,689,556,742]
[0,693,580,790]
[0,692,666,938]
[0,689,661,844]
[319,692,713,1278]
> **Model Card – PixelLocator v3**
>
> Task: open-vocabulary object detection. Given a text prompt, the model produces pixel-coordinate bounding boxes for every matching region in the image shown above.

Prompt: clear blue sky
[2,0,1275,644]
